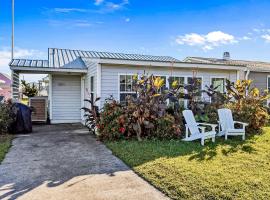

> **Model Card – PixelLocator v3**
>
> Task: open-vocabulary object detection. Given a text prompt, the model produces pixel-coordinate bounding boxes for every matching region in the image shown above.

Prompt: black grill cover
[9,103,32,134]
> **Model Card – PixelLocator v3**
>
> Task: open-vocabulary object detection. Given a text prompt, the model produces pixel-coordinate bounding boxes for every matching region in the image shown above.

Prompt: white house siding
[82,59,97,102]
[51,75,82,123]
[100,65,237,106]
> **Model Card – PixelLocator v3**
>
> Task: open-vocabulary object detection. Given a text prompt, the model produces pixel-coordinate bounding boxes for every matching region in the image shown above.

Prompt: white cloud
[48,19,92,27]
[241,36,252,40]
[125,17,130,22]
[175,31,237,51]
[261,34,270,42]
[94,0,104,5]
[53,8,87,13]
[94,0,129,12]
[0,47,45,74]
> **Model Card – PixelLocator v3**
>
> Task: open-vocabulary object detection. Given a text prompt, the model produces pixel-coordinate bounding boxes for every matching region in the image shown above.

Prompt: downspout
[245,69,250,80]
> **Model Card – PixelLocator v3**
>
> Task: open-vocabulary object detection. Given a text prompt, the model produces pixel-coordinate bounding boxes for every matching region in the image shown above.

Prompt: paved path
[0,124,168,200]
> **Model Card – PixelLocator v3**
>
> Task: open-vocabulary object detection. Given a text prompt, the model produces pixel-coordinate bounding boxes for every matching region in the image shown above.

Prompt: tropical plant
[81,96,100,134]
[21,80,38,97]
[124,74,169,141]
[225,79,270,133]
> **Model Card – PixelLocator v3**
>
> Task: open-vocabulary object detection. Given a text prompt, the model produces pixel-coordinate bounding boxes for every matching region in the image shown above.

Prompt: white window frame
[210,76,226,103]
[210,76,226,92]
[118,73,137,104]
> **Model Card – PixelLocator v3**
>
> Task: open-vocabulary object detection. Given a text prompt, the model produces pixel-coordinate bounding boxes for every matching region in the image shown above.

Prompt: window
[90,76,94,103]
[119,75,136,104]
[169,76,185,106]
[211,78,225,93]
[268,76,270,92]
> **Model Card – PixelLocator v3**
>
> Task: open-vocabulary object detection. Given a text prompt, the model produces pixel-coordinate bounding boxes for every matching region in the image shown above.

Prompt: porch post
[48,74,53,121]
[11,70,19,100]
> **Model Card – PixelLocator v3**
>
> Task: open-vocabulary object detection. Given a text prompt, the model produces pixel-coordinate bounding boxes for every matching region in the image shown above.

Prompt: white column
[96,63,102,108]
[48,74,53,121]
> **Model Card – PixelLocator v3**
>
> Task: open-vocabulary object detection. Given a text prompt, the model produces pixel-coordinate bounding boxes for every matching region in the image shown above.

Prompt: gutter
[245,69,250,80]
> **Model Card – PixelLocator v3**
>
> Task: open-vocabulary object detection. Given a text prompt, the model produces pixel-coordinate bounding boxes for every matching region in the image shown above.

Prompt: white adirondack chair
[182,110,217,146]
[217,108,248,140]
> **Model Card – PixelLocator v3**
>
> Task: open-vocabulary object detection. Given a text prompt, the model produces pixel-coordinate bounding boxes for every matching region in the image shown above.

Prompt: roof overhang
[10,66,87,74]
[89,58,246,71]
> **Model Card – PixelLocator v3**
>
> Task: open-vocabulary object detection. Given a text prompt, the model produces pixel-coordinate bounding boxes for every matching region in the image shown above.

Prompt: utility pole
[11,0,14,59]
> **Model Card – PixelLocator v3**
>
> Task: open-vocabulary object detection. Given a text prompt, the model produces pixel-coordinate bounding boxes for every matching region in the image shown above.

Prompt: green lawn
[106,128,270,200]
[0,135,12,163]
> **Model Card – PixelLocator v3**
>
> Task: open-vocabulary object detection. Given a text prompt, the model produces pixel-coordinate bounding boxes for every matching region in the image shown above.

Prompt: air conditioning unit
[29,97,48,122]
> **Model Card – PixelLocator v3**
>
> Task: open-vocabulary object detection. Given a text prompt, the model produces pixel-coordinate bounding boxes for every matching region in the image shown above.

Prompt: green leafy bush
[154,114,181,139]
[97,98,127,140]
[0,101,13,134]
[225,79,269,133]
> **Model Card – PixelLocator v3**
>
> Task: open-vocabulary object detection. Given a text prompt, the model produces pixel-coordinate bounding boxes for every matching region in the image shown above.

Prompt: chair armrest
[197,123,218,131]
[234,121,248,126]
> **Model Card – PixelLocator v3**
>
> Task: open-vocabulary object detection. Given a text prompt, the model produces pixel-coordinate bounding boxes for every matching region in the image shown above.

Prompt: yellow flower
[133,74,138,80]
[172,80,178,89]
[154,77,165,89]
[252,88,260,97]
[139,80,145,84]
[236,80,241,86]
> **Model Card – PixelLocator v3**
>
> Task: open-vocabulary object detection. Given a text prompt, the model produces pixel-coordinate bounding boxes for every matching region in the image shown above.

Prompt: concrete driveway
[0,124,168,200]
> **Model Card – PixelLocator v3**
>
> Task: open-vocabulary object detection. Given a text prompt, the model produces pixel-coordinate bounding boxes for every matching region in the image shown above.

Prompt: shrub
[0,101,13,134]
[97,98,127,141]
[225,79,269,133]
[154,114,181,139]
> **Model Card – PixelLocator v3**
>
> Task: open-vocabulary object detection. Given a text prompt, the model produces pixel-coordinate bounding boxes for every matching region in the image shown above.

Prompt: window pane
[90,76,94,92]
[212,78,225,93]
[120,84,126,91]
[120,93,137,105]
[126,75,132,83]
[126,84,132,92]
[120,75,126,84]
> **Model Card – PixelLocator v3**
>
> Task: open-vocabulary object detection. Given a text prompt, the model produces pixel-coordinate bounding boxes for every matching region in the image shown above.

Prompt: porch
[10,59,87,124]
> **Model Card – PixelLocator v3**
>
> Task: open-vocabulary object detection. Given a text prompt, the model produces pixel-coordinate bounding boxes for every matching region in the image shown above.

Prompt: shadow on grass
[106,134,258,166]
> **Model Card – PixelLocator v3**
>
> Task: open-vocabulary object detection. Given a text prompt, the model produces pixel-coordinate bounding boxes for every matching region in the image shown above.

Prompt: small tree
[21,80,38,97]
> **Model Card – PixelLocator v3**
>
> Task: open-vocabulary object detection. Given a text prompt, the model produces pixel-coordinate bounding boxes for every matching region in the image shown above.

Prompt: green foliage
[21,80,38,97]
[81,97,100,134]
[0,101,13,134]
[106,127,270,200]
[97,97,126,140]
[225,79,269,133]
[154,114,181,139]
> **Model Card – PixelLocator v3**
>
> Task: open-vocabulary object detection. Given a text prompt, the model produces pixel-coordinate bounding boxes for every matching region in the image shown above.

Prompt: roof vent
[223,52,230,60]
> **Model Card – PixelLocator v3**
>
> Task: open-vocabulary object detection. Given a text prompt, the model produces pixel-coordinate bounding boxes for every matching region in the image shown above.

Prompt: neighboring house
[0,73,12,101]
[9,48,245,124]
[184,52,270,93]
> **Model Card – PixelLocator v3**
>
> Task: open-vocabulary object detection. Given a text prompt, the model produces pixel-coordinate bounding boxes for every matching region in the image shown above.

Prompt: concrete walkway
[0,124,168,200]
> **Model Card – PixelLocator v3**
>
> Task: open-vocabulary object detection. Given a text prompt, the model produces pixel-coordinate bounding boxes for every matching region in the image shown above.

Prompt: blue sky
[1,0,270,80]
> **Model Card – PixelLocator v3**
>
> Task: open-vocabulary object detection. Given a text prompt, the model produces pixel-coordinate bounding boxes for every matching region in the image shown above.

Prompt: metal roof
[185,57,270,72]
[48,48,180,68]
[9,59,49,68]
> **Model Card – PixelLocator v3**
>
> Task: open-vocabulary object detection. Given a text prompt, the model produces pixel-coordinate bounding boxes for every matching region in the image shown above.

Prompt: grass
[106,128,270,200]
[0,135,13,163]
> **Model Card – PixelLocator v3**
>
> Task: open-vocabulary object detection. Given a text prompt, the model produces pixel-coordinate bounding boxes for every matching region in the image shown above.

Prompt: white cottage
[10,48,246,124]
